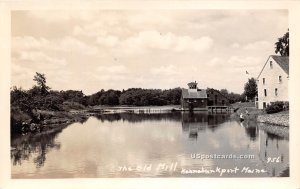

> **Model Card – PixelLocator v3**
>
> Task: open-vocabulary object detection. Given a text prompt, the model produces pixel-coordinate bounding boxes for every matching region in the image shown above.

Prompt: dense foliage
[265,101,289,114]
[275,30,289,56]
[219,89,245,103]
[243,78,257,101]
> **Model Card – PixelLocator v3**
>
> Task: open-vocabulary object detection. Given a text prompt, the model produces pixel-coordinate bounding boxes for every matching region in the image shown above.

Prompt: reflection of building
[181,112,229,138]
[181,81,231,111]
[257,123,289,176]
[256,55,289,109]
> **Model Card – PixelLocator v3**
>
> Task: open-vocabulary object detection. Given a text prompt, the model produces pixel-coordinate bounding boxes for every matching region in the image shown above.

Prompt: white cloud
[13,36,99,56]
[60,37,98,55]
[27,11,95,22]
[230,43,240,49]
[227,56,261,67]
[12,36,50,50]
[209,57,222,66]
[150,65,180,76]
[243,40,272,50]
[96,35,119,47]
[97,65,129,74]
[19,51,67,66]
[113,30,214,55]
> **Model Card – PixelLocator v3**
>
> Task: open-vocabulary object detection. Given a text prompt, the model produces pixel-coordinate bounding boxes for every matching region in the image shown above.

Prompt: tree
[244,78,257,101]
[33,72,50,95]
[275,30,289,56]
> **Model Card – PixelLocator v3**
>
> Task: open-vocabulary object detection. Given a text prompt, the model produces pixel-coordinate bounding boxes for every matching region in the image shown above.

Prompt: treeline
[87,88,182,106]
[219,89,246,104]
[11,72,244,113]
[11,87,182,109]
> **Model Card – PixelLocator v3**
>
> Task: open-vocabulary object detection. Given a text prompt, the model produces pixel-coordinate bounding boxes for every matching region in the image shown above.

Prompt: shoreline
[231,102,289,127]
[12,104,289,137]
[257,112,289,127]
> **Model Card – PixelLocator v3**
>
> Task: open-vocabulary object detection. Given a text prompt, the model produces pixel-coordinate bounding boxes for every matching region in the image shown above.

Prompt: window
[264,89,267,97]
[279,76,282,83]
[275,88,278,96]
[263,78,265,85]
[263,102,266,109]
[207,94,210,98]
[270,61,273,69]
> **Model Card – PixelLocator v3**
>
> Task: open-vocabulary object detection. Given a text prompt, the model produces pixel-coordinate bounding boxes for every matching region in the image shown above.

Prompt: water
[11,112,289,178]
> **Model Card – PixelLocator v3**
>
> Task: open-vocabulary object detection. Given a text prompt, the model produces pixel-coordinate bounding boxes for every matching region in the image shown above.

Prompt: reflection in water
[11,125,65,168]
[11,112,289,178]
[181,112,229,139]
[94,112,182,123]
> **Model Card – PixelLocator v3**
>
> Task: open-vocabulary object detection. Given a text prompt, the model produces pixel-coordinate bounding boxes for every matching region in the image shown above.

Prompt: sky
[11,10,288,95]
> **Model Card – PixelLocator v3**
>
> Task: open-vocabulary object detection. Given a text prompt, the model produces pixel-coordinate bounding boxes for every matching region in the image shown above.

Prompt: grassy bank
[231,102,289,127]
[11,103,90,136]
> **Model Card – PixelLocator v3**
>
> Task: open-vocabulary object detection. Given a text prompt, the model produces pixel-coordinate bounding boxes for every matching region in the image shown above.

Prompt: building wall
[181,98,207,110]
[257,56,289,109]
[206,89,230,106]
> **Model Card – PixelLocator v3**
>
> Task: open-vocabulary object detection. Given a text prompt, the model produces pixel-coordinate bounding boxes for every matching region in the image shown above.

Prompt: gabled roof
[182,88,207,99]
[206,88,230,100]
[257,55,289,79]
[272,55,289,74]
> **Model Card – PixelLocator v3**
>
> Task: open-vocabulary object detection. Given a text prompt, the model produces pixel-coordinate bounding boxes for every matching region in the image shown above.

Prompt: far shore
[12,103,289,137]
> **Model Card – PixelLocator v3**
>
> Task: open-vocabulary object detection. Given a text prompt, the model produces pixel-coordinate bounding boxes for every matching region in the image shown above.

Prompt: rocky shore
[11,109,97,136]
[257,111,289,127]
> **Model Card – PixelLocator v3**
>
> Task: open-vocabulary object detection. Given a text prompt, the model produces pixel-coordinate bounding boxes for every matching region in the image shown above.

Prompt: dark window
[222,100,225,105]
[270,61,273,69]
[207,94,210,98]
[264,89,267,97]
[279,76,282,83]
[263,78,265,85]
[275,88,278,96]
[263,102,266,109]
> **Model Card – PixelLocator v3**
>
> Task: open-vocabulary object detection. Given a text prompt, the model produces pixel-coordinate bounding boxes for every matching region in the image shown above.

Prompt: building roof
[182,88,207,99]
[257,55,289,79]
[206,88,230,100]
[272,55,289,74]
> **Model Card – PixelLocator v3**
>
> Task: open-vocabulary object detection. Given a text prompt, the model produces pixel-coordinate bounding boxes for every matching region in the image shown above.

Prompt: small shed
[181,81,208,111]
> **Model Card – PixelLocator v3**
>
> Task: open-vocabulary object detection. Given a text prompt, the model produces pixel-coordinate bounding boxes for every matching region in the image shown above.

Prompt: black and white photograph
[1,1,300,189]
[9,9,291,178]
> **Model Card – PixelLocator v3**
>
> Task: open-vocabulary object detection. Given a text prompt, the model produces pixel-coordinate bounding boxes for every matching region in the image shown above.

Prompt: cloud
[12,36,50,50]
[230,43,240,49]
[208,57,222,66]
[27,11,95,22]
[150,65,180,76]
[230,40,273,50]
[12,36,99,55]
[227,56,262,67]
[243,40,273,50]
[60,37,98,55]
[110,30,214,55]
[96,35,119,47]
[19,51,67,67]
[97,65,129,74]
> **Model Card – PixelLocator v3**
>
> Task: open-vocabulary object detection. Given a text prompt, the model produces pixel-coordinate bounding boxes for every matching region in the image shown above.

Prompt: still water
[11,112,289,178]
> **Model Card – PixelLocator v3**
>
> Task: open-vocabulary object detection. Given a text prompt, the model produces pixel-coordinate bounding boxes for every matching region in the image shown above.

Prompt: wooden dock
[207,106,233,112]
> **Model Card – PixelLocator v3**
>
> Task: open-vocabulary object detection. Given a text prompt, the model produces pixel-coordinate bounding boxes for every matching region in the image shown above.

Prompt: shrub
[265,101,288,114]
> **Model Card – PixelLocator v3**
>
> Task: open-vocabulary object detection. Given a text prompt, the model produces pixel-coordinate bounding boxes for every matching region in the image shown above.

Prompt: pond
[11,112,289,178]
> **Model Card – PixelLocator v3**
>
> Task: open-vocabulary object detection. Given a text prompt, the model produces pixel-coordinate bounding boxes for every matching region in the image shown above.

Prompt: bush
[265,101,288,114]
